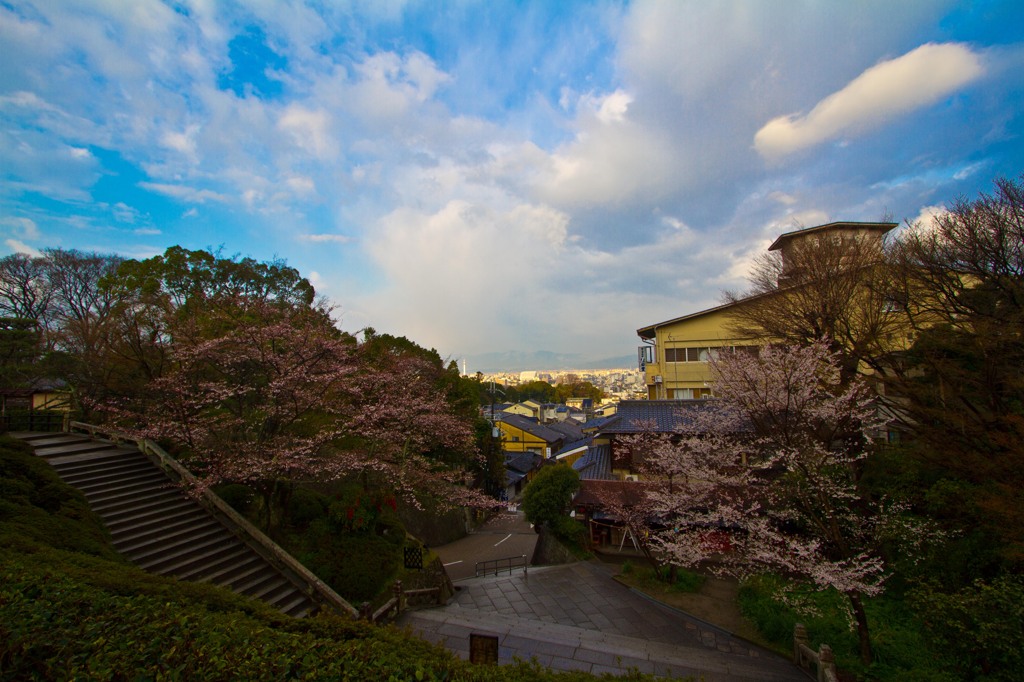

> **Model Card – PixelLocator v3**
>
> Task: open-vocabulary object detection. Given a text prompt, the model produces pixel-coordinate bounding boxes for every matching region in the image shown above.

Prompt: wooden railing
[793,623,839,682]
[475,554,528,577]
[360,580,444,624]
[67,422,360,619]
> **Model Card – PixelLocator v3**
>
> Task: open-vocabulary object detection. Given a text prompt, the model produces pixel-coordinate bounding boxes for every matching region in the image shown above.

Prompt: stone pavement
[398,561,807,680]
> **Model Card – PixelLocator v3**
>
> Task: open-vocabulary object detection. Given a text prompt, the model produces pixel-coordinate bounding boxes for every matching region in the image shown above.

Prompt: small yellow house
[504,399,543,420]
[496,413,565,457]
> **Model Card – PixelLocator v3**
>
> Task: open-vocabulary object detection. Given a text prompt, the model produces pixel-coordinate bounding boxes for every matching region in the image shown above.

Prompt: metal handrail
[67,421,360,619]
[475,554,528,577]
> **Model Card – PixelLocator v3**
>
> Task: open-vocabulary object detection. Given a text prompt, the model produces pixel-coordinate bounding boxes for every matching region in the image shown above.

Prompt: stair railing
[793,623,839,682]
[68,421,360,619]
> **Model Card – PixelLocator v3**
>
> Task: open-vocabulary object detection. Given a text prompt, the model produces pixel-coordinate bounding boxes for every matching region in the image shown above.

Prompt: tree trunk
[848,592,873,665]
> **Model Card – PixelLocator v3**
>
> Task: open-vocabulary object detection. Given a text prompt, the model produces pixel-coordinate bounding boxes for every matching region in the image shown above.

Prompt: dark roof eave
[767,221,897,252]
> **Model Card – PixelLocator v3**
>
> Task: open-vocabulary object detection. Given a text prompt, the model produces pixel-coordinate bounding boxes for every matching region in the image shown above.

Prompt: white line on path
[494,533,511,547]
[443,560,463,566]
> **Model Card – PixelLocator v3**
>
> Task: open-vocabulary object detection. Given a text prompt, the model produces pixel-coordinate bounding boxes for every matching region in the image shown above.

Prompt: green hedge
[0,435,659,681]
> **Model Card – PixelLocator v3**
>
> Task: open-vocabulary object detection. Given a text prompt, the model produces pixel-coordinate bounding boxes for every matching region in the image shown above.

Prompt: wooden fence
[361,580,444,623]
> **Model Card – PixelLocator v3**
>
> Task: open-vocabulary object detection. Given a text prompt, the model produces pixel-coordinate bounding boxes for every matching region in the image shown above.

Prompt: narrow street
[430,509,538,582]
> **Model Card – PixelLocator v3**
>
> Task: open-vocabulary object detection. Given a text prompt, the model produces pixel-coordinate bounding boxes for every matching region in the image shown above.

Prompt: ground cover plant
[1,436,664,681]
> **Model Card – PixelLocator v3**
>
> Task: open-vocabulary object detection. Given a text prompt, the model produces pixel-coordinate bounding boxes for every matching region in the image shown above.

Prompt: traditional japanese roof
[573,479,651,508]
[555,437,591,458]
[572,444,614,480]
[547,420,584,441]
[581,415,617,432]
[505,451,543,474]
[597,400,725,434]
[499,413,565,444]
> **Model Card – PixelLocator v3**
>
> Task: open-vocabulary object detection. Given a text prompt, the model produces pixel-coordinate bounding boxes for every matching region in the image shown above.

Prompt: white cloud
[1,217,41,240]
[133,227,162,235]
[590,89,633,125]
[161,125,200,161]
[277,105,337,159]
[755,43,985,159]
[912,204,948,229]
[4,239,41,257]
[112,202,140,224]
[285,176,317,196]
[302,233,351,243]
[138,182,228,203]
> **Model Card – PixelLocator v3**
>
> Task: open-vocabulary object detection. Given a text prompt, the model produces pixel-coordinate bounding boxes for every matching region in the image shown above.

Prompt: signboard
[470,634,499,665]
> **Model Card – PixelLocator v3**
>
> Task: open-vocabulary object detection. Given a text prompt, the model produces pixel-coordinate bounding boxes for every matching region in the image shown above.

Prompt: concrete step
[113,515,225,556]
[102,497,199,530]
[12,430,332,619]
[140,536,250,577]
[276,592,314,618]
[52,451,150,478]
[112,512,221,552]
[33,441,124,459]
[89,487,186,516]
[177,546,256,582]
[75,473,174,502]
[59,459,162,488]
[131,525,237,567]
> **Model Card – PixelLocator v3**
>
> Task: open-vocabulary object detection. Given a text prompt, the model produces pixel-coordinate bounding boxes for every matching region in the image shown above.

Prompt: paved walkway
[432,509,539,581]
[398,561,807,680]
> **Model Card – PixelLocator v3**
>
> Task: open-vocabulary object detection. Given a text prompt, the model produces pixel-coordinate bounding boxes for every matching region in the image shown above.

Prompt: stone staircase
[13,431,349,618]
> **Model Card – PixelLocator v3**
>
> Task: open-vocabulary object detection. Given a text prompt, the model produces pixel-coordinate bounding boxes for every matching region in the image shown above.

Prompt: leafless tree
[723,227,905,381]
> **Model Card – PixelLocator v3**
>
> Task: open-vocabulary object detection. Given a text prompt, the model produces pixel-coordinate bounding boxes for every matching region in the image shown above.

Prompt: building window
[671,388,711,400]
[666,346,726,363]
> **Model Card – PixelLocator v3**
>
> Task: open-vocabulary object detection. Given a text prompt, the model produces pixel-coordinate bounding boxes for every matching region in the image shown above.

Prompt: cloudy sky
[2,1,1023,370]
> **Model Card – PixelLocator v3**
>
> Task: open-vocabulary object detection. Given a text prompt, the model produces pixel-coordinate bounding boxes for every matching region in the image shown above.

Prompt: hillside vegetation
[0,437,651,681]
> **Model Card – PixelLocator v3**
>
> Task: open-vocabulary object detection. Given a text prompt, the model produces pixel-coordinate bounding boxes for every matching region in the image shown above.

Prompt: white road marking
[494,533,512,547]
[443,560,463,566]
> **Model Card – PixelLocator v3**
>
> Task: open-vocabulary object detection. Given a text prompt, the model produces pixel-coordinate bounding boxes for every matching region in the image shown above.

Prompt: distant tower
[462,358,467,376]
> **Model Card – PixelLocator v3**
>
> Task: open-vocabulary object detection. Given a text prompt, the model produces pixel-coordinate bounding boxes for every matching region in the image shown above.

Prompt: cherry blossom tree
[643,341,921,665]
[108,298,490,531]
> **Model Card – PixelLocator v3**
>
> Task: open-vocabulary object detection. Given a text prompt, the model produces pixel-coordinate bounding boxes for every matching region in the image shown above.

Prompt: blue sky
[2,1,1023,370]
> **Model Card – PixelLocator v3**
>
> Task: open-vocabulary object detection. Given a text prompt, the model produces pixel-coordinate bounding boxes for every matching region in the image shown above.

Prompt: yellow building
[637,221,897,400]
[496,413,565,456]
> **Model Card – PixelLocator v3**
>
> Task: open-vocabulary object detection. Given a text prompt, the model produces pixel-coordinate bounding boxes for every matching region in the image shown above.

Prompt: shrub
[213,483,256,516]
[522,464,580,530]
[738,574,959,681]
[285,485,329,529]
[0,437,119,560]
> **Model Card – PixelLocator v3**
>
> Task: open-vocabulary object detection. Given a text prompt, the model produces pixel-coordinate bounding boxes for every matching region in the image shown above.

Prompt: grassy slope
[0,437,653,681]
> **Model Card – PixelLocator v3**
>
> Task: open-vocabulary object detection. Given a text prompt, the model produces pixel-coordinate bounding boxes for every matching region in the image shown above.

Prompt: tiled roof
[505,451,543,474]
[581,415,617,432]
[574,479,652,508]
[500,413,565,443]
[598,400,725,434]
[547,420,584,441]
[572,444,613,480]
[555,437,591,457]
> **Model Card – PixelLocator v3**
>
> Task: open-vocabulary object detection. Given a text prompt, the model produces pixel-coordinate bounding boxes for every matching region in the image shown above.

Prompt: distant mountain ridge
[465,350,636,374]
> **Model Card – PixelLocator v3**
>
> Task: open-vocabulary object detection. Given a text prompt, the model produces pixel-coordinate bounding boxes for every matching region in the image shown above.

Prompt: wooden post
[393,580,404,614]
[793,623,809,665]
[523,554,528,578]
[359,601,372,621]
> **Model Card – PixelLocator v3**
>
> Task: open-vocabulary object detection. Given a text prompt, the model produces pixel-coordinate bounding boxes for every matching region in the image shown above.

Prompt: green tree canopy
[521,464,580,531]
